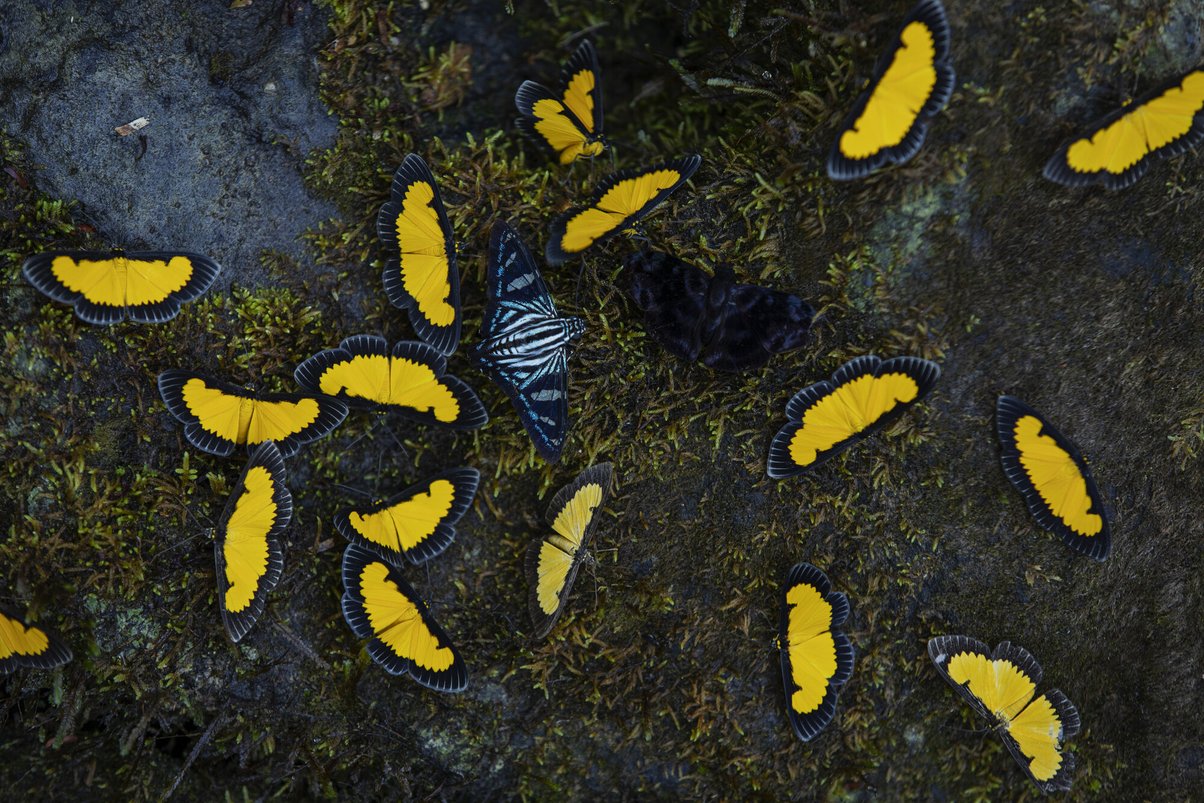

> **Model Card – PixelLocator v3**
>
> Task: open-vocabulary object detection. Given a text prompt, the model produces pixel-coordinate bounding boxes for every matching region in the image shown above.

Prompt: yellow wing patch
[777,563,853,741]
[767,355,940,477]
[377,154,461,356]
[996,396,1110,560]
[158,370,348,458]
[22,249,220,324]
[525,463,613,637]
[929,636,1081,793]
[1045,68,1204,189]
[340,544,467,691]
[335,468,479,566]
[0,606,72,674]
[828,0,954,179]
[545,156,701,265]
[216,442,290,642]
[294,335,488,430]
[515,40,606,164]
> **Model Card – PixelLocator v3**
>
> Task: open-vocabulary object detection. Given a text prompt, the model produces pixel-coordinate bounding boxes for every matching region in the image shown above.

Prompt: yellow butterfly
[545,156,701,265]
[515,40,607,164]
[526,463,613,637]
[996,396,1110,560]
[767,355,940,477]
[340,544,467,691]
[294,335,487,430]
[0,605,72,674]
[22,249,220,324]
[929,636,1080,793]
[334,468,479,566]
[1044,67,1204,189]
[376,154,461,356]
[216,441,290,642]
[777,563,854,742]
[158,370,348,458]
[827,0,955,179]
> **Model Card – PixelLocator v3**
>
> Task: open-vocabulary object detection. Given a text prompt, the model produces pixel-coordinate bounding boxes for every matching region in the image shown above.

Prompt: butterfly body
[929,636,1080,793]
[526,463,613,638]
[626,250,814,371]
[778,563,854,742]
[471,221,584,462]
[515,40,606,164]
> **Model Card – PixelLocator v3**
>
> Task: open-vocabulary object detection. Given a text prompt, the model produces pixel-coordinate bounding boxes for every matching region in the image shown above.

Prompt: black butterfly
[625,250,814,372]
[470,221,585,462]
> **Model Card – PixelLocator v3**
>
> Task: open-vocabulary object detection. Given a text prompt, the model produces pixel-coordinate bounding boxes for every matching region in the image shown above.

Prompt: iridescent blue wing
[482,221,558,335]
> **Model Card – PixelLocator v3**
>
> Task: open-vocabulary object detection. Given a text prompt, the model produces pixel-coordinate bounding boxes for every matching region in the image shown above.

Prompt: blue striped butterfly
[469,221,585,463]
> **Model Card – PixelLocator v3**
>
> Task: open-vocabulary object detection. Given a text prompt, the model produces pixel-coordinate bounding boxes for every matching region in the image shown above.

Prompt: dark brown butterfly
[625,250,814,372]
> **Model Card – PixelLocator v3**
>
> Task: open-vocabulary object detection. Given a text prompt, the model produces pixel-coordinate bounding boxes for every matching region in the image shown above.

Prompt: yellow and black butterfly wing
[22,250,221,325]
[1044,67,1204,190]
[778,563,854,742]
[294,335,487,429]
[928,636,1080,793]
[515,39,606,165]
[340,544,468,691]
[376,154,461,356]
[0,605,72,674]
[215,441,290,642]
[158,370,348,458]
[996,396,1110,560]
[335,467,480,566]
[827,0,955,180]
[545,155,701,266]
[767,355,940,478]
[526,463,613,637]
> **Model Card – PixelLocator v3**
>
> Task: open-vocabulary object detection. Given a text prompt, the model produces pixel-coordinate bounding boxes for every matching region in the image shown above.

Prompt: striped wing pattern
[470,222,585,463]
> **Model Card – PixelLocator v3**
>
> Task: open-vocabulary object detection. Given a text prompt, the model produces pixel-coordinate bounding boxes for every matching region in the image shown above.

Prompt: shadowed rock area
[1,0,1202,800]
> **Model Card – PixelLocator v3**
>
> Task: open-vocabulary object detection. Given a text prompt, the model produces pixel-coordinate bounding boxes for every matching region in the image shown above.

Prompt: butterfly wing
[340,544,468,691]
[294,334,487,429]
[929,637,1079,793]
[376,154,461,356]
[526,463,613,637]
[335,467,480,566]
[827,0,955,179]
[22,250,221,325]
[1044,67,1204,190]
[624,250,710,363]
[215,441,290,642]
[0,605,73,674]
[767,355,940,477]
[996,396,1110,560]
[158,370,348,458]
[700,270,814,372]
[515,40,605,164]
[472,222,583,462]
[778,563,854,742]
[546,155,701,265]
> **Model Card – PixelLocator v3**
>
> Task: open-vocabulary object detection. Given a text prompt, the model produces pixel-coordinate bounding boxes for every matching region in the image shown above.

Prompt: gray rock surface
[0,0,337,280]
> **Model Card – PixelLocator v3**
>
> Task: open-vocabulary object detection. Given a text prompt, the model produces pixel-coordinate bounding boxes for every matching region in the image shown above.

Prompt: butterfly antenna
[334,483,374,501]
